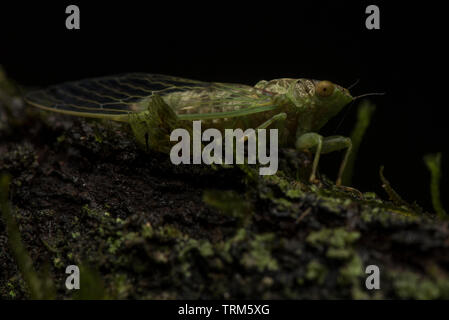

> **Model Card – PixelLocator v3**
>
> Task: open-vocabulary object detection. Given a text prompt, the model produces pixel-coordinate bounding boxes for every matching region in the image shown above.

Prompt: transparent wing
[25,73,275,121]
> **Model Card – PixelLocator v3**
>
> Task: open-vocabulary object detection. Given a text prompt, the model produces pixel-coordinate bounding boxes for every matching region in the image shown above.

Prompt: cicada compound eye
[316,80,335,97]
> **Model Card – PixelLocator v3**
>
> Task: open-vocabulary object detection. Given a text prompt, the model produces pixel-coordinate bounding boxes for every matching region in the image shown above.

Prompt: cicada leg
[238,112,287,143]
[223,112,287,167]
[295,133,352,185]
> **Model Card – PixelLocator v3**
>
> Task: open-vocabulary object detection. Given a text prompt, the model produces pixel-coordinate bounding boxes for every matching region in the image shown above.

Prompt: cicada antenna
[333,91,385,134]
[353,92,385,100]
[347,78,360,90]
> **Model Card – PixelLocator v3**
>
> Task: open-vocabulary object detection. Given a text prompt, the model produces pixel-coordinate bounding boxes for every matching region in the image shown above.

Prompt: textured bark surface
[1,74,449,300]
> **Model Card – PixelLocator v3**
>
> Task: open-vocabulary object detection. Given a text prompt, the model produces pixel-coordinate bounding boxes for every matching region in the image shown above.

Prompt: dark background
[0,1,446,211]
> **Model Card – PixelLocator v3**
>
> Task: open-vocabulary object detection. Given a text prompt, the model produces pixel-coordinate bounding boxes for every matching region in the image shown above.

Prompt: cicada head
[286,79,353,132]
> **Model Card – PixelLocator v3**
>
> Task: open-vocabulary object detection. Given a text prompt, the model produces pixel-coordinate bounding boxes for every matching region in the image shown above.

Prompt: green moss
[306,228,363,293]
[110,273,133,299]
[306,228,360,260]
[258,174,305,210]
[152,250,170,264]
[338,254,363,285]
[216,228,247,263]
[56,135,66,143]
[123,231,140,243]
[8,290,16,298]
[178,238,214,259]
[241,233,279,272]
[156,225,185,240]
[52,257,64,269]
[6,281,16,299]
[140,223,184,241]
[392,271,444,299]
[305,260,328,284]
[107,237,123,255]
[203,190,252,225]
[141,223,154,238]
[327,247,353,260]
[263,174,304,198]
[286,188,303,199]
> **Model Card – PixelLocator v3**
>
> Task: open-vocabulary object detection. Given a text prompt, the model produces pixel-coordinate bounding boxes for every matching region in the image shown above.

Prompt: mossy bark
[1,74,449,300]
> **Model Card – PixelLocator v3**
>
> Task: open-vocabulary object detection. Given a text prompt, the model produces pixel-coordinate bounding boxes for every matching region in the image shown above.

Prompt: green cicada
[25,73,355,185]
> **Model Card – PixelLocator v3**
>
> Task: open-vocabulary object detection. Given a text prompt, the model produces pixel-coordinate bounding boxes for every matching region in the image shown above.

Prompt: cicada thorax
[253,78,310,142]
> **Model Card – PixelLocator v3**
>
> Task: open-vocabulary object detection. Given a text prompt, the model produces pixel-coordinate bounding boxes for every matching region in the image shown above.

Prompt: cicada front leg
[295,133,352,186]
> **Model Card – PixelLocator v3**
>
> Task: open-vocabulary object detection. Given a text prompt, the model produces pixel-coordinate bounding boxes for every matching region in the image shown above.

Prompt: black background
[0,1,446,211]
